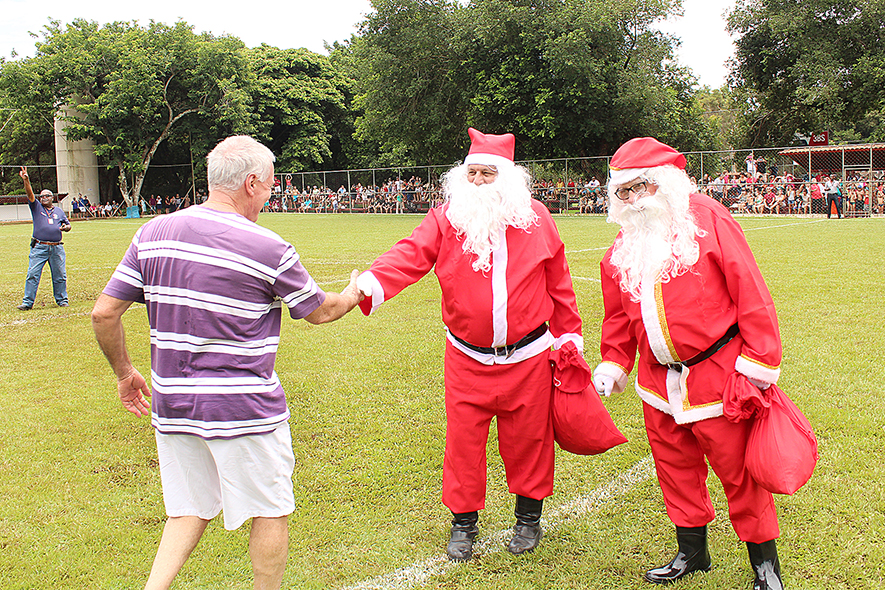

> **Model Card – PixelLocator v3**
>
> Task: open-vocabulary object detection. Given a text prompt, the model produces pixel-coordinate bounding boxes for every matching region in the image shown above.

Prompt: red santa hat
[609,137,687,186]
[463,127,515,169]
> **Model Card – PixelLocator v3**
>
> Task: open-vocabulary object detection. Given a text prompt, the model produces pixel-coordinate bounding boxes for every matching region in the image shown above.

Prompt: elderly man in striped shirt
[92,135,363,590]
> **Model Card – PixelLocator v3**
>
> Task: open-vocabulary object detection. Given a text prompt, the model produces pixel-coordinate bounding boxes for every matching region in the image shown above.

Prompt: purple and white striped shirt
[103,206,326,439]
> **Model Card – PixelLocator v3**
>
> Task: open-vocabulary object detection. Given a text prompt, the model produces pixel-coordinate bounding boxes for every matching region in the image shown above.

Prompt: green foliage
[695,85,740,151]
[0,58,58,195]
[728,0,885,146]
[342,0,716,165]
[2,19,252,203]
[344,0,469,166]
[248,45,355,171]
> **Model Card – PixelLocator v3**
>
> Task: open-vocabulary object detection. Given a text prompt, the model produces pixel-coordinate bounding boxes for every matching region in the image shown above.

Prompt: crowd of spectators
[58,158,885,220]
[262,176,446,214]
[258,174,613,215]
[69,195,125,219]
[696,168,884,217]
[531,177,607,214]
[67,192,212,219]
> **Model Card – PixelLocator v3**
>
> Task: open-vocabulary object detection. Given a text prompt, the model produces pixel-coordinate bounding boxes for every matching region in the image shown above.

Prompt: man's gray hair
[207,136,276,193]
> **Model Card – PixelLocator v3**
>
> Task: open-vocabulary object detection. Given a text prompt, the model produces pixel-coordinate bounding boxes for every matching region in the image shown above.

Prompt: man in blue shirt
[17,166,70,310]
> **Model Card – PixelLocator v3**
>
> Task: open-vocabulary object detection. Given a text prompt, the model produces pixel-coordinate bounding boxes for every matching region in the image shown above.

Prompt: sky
[0,0,736,88]
[657,0,737,88]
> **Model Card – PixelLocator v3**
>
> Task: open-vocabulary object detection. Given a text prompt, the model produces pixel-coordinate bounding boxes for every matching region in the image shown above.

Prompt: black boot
[507,495,543,555]
[644,525,712,584]
[446,511,478,561]
[747,540,784,590]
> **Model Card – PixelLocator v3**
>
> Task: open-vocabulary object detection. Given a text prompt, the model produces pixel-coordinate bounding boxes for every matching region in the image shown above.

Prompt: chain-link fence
[269,158,613,215]
[683,145,884,218]
[5,144,885,221]
[268,144,885,217]
[270,165,454,214]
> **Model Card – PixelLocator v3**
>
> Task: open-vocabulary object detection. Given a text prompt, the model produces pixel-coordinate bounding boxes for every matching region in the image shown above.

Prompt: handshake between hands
[355,272,374,299]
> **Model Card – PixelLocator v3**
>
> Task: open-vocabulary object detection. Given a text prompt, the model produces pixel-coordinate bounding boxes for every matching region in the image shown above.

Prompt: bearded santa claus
[357,128,583,561]
[593,137,786,590]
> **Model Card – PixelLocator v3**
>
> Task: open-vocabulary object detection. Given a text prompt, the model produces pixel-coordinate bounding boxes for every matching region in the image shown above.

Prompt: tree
[247,45,355,171]
[19,19,251,205]
[695,85,738,150]
[343,0,469,166]
[464,0,720,157]
[340,0,714,165]
[0,58,58,195]
[727,0,885,146]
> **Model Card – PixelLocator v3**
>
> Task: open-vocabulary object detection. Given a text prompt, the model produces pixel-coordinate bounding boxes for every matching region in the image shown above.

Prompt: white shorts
[155,424,296,530]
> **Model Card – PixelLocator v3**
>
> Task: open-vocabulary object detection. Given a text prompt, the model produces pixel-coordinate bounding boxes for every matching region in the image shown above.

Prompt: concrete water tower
[53,103,99,212]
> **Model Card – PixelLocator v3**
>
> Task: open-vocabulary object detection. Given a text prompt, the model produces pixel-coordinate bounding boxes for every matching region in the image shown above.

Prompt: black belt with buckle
[666,323,739,372]
[451,324,549,358]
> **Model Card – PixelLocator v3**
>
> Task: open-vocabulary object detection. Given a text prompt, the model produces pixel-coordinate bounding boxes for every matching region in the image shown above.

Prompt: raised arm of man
[19,166,35,202]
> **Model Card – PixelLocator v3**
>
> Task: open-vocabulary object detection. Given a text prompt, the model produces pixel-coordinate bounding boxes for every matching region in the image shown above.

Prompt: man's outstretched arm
[303,269,364,325]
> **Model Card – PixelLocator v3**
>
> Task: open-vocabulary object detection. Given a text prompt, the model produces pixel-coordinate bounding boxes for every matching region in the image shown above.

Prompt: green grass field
[1,212,883,589]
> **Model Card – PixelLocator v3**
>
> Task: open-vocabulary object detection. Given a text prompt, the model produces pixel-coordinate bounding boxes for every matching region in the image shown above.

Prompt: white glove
[593,374,615,397]
[747,377,771,391]
[355,272,374,298]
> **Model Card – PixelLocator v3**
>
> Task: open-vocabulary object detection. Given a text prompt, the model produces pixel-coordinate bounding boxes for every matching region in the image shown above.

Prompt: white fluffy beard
[444,164,538,272]
[607,179,702,301]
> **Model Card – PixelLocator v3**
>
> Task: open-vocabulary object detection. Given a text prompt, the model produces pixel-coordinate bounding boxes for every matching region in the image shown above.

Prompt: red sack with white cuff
[550,342,627,455]
[722,373,818,495]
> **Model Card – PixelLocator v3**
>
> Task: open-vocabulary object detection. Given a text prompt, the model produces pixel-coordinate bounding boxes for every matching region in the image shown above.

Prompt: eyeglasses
[614,181,648,201]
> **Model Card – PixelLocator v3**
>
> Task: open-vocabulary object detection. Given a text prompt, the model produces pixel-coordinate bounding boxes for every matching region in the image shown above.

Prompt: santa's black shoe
[644,525,712,584]
[446,511,478,561]
[747,540,784,590]
[507,495,543,555]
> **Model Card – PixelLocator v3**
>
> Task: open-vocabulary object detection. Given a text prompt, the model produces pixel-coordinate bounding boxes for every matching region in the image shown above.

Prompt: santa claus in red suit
[357,128,583,561]
[593,137,786,590]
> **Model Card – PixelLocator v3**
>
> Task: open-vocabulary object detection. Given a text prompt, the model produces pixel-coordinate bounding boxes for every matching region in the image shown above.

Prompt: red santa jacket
[358,200,583,365]
[595,194,782,423]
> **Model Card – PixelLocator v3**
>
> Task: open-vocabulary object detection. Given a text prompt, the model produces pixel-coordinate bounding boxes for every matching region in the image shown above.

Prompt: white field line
[0,310,91,329]
[742,218,828,231]
[8,215,817,321]
[340,455,655,590]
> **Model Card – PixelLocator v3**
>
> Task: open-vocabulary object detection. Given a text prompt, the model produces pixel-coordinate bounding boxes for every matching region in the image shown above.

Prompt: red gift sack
[552,385,628,455]
[550,342,627,455]
[745,384,818,495]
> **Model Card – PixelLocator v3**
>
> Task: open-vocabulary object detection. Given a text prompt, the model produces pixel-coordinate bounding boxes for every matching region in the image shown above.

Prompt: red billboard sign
[809,132,829,146]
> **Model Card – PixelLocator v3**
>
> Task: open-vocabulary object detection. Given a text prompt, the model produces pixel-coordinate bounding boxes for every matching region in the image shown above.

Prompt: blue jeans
[22,243,67,306]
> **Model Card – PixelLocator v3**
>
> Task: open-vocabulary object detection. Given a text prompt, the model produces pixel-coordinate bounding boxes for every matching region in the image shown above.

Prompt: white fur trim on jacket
[553,333,584,352]
[446,328,553,366]
[735,354,781,385]
[640,278,676,365]
[636,365,724,424]
[491,229,508,347]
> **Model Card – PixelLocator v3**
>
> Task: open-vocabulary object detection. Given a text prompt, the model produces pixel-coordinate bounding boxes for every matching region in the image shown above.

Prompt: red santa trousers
[442,342,555,514]
[643,403,780,543]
